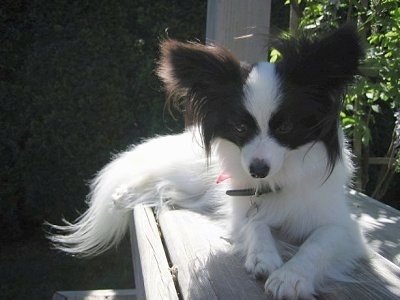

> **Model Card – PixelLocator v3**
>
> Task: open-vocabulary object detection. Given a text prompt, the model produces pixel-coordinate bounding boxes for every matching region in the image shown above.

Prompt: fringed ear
[275,24,364,91]
[157,40,249,127]
[274,25,364,174]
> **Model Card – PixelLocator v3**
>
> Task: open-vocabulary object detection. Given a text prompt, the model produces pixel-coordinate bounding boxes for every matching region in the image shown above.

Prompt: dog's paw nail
[245,252,283,279]
[264,268,316,300]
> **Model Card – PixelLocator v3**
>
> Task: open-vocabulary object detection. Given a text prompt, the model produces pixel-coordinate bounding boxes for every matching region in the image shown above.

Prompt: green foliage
[292,0,400,202]
[298,0,400,152]
[1,0,206,239]
[269,48,282,63]
[300,0,341,32]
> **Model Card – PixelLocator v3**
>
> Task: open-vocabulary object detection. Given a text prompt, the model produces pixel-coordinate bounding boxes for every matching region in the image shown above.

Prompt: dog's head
[157,26,363,183]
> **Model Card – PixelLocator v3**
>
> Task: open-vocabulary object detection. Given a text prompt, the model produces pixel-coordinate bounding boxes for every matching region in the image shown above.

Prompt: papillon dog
[50,25,367,299]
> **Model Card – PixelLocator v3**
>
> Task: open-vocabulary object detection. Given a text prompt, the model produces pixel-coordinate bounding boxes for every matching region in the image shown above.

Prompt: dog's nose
[249,159,270,178]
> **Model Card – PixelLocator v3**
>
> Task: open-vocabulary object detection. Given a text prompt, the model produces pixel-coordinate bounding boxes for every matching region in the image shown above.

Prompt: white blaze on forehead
[243,62,281,134]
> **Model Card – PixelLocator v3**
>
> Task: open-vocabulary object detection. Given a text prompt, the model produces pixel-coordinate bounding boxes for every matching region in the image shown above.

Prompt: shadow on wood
[157,205,400,299]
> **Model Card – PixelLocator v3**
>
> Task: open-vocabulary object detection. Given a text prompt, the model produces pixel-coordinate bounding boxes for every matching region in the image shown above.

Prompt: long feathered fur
[48,131,222,256]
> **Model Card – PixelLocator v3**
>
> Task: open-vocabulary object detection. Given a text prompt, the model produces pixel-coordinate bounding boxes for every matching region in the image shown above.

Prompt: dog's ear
[157,40,250,154]
[275,25,364,174]
[275,24,364,91]
[157,40,249,122]
[157,40,246,97]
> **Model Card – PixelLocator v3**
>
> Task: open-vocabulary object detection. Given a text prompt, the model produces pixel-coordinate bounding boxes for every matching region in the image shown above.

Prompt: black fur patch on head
[157,40,256,155]
[273,25,363,171]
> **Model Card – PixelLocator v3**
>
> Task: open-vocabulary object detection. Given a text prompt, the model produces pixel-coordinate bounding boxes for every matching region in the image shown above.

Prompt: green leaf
[269,48,282,63]
[371,104,381,113]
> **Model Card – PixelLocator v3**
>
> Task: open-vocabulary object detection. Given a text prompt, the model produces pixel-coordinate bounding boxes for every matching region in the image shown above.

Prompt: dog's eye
[234,123,248,134]
[276,119,293,134]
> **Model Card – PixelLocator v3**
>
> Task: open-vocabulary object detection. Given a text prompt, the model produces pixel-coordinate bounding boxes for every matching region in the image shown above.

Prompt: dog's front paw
[245,250,283,279]
[264,267,316,300]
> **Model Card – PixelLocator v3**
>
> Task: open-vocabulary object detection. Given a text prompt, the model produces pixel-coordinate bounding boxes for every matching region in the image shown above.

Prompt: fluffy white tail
[48,131,218,256]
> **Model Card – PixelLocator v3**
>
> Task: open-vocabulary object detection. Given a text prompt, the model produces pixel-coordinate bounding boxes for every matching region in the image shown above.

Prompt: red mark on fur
[216,172,231,183]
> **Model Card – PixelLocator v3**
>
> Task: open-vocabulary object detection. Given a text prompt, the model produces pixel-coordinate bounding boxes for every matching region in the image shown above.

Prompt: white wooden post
[206,0,271,64]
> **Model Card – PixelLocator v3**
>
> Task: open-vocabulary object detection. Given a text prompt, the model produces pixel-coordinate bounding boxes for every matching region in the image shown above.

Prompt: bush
[0,0,206,239]
[288,0,400,208]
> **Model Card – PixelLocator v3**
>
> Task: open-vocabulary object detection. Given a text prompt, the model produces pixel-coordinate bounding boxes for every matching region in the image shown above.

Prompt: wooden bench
[52,289,138,300]
[130,190,400,299]
[53,190,400,300]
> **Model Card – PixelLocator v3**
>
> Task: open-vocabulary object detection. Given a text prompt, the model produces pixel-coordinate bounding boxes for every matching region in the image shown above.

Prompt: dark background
[0,1,397,299]
[1,0,209,298]
[1,0,207,242]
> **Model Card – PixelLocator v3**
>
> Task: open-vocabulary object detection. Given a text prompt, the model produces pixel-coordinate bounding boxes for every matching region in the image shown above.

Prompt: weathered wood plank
[131,205,178,300]
[368,157,393,165]
[328,251,400,299]
[159,209,264,299]
[129,210,145,299]
[52,289,137,300]
[206,0,271,64]
[157,191,400,299]
[347,189,400,266]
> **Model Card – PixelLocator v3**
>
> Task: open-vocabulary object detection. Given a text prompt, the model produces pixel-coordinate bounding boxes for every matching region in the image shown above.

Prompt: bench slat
[347,190,400,266]
[52,289,137,300]
[159,210,264,299]
[131,205,178,300]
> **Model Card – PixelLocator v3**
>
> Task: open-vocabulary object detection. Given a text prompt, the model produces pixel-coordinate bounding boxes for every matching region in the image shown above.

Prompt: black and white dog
[50,26,367,299]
